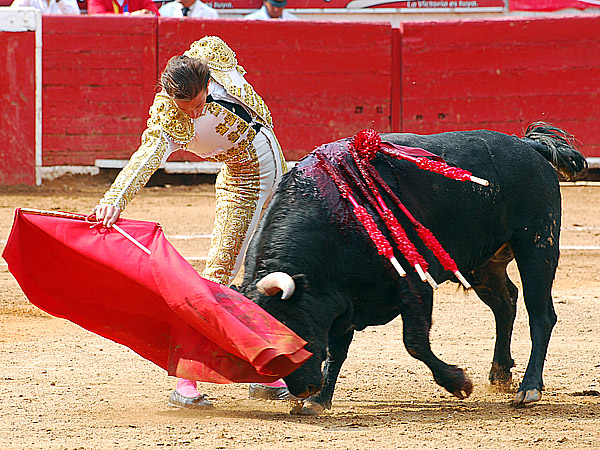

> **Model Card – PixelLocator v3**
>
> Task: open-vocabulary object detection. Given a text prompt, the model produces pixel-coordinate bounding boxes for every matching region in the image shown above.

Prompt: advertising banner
[211,0,505,9]
[509,0,599,10]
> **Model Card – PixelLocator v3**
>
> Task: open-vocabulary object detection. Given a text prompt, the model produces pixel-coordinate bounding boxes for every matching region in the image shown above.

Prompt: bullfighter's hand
[94,204,121,228]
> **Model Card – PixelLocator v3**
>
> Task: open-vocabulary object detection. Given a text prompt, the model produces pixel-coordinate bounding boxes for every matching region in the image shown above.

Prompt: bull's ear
[290,274,308,298]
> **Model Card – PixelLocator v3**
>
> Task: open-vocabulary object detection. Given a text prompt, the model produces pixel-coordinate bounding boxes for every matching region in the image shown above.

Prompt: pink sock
[176,378,200,398]
[260,379,287,388]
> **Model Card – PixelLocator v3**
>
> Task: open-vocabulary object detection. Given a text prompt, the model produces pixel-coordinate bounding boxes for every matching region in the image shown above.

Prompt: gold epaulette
[184,36,240,72]
[147,93,195,144]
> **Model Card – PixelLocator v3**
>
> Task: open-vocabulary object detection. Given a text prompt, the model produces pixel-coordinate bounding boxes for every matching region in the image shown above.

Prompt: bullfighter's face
[174,86,209,119]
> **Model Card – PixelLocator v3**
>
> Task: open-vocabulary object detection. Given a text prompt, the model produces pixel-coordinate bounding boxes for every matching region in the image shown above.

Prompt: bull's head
[242,270,345,399]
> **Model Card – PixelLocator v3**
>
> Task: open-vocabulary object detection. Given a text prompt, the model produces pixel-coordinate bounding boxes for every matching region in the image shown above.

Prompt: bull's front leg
[402,290,473,399]
[291,329,354,415]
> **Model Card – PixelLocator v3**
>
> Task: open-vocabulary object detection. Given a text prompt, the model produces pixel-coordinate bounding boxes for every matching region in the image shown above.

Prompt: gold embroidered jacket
[99,36,274,211]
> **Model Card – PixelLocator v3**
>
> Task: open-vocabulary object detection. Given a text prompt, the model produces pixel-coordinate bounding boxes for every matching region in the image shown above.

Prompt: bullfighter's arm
[98,127,173,211]
[98,94,194,211]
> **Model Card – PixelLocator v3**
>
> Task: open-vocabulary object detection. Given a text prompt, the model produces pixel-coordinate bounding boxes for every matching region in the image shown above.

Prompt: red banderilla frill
[338,158,434,287]
[315,152,406,278]
[350,129,489,289]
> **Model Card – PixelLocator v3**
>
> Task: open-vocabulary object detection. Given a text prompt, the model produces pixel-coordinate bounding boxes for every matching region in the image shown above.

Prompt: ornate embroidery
[202,143,261,285]
[205,102,221,117]
[216,123,229,136]
[184,36,238,72]
[238,138,252,152]
[237,121,249,134]
[213,79,272,129]
[203,102,257,160]
[275,139,288,174]
[224,112,236,126]
[183,37,273,129]
[98,126,170,211]
[148,94,194,144]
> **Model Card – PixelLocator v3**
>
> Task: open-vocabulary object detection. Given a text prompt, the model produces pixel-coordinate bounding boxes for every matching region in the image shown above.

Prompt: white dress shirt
[243,5,298,20]
[10,0,81,15]
[159,0,219,18]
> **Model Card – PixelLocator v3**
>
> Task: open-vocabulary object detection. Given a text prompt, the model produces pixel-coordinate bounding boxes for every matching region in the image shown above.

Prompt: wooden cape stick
[20,208,152,255]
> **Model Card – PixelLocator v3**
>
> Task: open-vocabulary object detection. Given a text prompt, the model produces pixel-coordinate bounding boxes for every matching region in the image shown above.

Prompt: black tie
[182,7,190,15]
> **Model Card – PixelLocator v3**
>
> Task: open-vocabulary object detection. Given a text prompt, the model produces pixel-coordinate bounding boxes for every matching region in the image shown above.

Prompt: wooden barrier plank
[30,15,600,171]
[41,16,158,166]
[401,15,600,158]
[404,68,600,100]
[404,93,600,123]
[0,30,37,184]
[403,43,600,73]
[158,19,394,161]
[401,16,600,46]
[43,134,144,165]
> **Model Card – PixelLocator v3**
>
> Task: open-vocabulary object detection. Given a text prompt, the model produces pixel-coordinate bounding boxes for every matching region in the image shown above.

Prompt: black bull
[239,122,587,415]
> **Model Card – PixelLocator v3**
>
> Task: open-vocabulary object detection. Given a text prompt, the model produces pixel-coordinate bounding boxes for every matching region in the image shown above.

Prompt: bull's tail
[523,121,588,181]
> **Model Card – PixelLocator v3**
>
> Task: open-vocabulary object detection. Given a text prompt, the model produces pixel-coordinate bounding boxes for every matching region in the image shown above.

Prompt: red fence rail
[0,30,37,184]
[42,16,157,166]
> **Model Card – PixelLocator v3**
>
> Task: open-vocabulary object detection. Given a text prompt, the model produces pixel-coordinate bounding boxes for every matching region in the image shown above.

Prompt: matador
[96,36,289,407]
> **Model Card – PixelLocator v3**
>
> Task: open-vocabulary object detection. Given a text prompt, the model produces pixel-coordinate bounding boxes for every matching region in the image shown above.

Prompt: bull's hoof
[248,383,296,401]
[434,366,473,400]
[290,400,325,416]
[489,362,513,386]
[451,374,473,400]
[512,389,542,406]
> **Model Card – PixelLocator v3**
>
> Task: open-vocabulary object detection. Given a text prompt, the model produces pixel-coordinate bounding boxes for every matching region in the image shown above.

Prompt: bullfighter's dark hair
[160,56,211,102]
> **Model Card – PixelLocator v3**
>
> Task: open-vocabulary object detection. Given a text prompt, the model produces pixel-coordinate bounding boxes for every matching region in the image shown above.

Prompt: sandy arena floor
[0,176,599,450]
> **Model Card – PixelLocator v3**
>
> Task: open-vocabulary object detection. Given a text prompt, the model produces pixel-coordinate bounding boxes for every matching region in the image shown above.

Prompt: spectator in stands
[87,0,159,15]
[10,0,81,15]
[159,0,218,17]
[243,0,297,20]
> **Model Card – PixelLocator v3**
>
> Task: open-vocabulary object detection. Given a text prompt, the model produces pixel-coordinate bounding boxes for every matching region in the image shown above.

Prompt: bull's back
[375,130,562,272]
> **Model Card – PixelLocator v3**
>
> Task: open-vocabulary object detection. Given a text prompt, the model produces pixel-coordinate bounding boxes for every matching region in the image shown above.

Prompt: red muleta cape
[2,209,311,383]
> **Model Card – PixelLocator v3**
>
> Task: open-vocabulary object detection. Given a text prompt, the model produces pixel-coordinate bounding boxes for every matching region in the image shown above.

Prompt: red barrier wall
[4,14,598,185]
[400,15,600,157]
[0,31,36,184]
[157,19,394,161]
[42,16,157,166]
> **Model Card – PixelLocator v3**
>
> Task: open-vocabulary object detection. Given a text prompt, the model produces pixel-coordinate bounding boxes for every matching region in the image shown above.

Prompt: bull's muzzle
[256,272,295,300]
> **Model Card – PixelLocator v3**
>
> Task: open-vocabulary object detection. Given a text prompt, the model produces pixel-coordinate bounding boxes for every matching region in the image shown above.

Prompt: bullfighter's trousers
[202,127,287,286]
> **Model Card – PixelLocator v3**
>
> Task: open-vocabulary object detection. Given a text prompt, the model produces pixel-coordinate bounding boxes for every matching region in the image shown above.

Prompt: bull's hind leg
[470,244,518,386]
[510,228,559,405]
[402,285,473,399]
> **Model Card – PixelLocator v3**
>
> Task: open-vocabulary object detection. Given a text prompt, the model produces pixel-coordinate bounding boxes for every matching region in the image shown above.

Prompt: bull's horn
[256,272,296,300]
